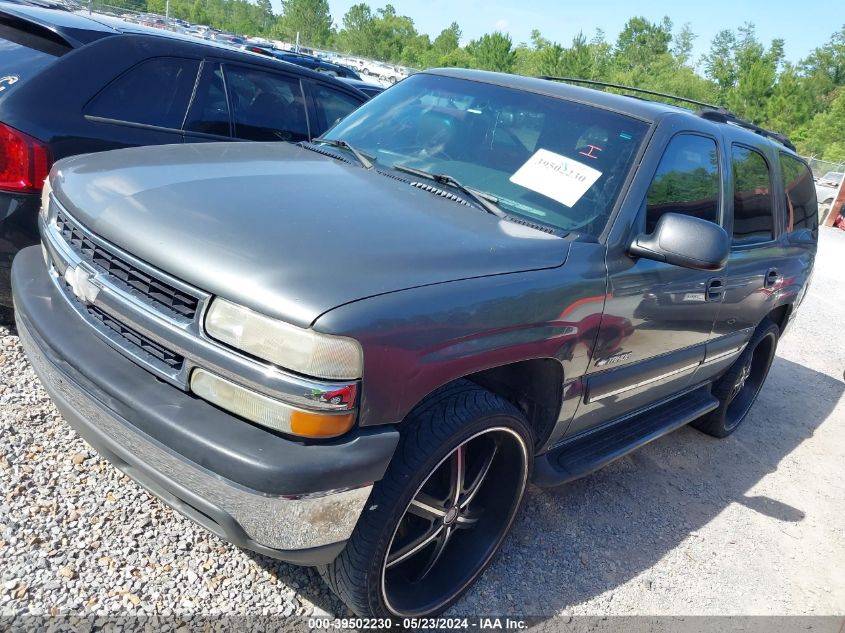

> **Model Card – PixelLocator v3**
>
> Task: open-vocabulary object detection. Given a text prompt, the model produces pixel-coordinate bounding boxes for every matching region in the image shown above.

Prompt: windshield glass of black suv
[325,74,649,233]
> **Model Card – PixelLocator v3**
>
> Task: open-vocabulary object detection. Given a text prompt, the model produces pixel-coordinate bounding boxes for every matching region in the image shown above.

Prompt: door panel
[714,143,785,345]
[565,131,725,438]
[567,258,714,437]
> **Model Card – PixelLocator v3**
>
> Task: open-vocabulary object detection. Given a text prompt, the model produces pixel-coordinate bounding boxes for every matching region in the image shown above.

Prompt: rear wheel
[693,319,779,438]
[321,381,532,618]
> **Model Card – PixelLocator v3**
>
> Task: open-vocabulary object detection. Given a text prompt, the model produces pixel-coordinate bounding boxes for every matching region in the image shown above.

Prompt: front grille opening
[85,303,185,371]
[55,212,200,320]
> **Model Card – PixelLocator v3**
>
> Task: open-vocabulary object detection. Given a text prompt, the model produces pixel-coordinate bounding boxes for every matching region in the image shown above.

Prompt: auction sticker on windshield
[510,148,602,207]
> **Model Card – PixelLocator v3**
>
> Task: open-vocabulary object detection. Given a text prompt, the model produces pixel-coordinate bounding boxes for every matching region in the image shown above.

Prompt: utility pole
[165,0,170,29]
[295,31,300,53]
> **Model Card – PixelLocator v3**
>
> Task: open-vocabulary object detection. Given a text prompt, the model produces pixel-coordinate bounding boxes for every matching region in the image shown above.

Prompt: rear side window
[646,133,720,233]
[0,17,71,82]
[224,65,308,142]
[731,145,774,245]
[184,64,230,137]
[780,153,818,235]
[313,85,363,133]
[86,57,200,129]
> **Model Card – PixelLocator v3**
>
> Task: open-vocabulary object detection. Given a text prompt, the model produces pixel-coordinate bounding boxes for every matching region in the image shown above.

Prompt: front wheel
[693,319,779,438]
[321,381,532,618]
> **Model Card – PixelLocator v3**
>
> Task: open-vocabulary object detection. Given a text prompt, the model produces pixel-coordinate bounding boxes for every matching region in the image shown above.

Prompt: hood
[52,142,570,327]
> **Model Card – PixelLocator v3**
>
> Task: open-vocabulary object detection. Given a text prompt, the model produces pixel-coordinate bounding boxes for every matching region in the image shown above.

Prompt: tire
[320,380,533,618]
[692,319,779,438]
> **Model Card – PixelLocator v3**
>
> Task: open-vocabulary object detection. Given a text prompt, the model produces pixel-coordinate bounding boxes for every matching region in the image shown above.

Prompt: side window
[184,64,231,137]
[645,134,720,233]
[224,65,309,142]
[731,145,774,245]
[87,57,200,129]
[313,85,363,134]
[780,153,818,235]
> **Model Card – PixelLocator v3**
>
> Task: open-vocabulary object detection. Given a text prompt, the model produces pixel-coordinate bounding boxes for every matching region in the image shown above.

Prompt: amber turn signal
[290,411,355,438]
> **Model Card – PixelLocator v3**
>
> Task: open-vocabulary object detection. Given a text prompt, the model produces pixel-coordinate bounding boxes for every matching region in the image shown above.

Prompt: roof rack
[540,76,796,151]
[539,76,720,110]
[696,108,796,151]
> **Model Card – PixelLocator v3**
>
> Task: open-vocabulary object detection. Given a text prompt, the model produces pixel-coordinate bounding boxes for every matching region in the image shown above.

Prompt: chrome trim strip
[589,362,701,402]
[702,345,747,365]
[40,203,356,412]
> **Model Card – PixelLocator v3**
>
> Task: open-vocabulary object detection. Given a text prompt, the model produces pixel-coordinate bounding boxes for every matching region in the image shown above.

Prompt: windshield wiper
[309,137,374,170]
[392,164,507,218]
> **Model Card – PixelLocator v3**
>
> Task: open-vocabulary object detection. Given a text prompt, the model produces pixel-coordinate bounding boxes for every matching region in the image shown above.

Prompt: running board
[533,386,719,487]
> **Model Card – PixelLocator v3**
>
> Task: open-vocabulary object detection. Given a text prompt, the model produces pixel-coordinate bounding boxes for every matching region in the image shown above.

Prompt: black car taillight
[0,122,51,192]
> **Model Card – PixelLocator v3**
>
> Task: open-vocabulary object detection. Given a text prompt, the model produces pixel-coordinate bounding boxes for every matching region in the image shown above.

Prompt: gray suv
[12,69,818,619]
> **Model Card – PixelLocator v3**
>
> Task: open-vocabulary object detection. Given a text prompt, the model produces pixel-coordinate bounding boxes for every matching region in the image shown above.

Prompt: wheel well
[766,304,791,333]
[466,359,563,450]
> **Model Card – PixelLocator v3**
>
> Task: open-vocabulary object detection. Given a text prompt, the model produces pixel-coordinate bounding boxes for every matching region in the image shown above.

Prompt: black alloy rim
[381,427,529,616]
[725,333,776,430]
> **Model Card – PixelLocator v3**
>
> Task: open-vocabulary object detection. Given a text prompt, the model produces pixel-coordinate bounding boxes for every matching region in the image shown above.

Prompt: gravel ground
[1,228,843,621]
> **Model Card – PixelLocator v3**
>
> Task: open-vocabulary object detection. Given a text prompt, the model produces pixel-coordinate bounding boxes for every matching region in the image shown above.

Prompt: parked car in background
[0,1,367,307]
[338,77,385,99]
[13,69,816,618]
[814,170,843,221]
[245,45,362,80]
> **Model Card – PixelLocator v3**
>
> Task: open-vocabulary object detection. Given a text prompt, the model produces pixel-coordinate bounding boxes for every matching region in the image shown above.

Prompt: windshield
[324,73,649,234]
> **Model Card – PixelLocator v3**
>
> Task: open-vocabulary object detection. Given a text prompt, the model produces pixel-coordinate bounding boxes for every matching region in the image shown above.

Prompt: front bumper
[12,247,399,565]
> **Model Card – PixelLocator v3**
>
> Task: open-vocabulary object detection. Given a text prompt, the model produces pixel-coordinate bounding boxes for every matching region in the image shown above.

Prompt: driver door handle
[765,268,780,289]
[707,277,725,302]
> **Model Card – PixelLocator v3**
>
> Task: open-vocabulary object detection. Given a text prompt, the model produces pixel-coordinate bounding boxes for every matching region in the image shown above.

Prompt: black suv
[0,1,368,306]
[13,69,817,618]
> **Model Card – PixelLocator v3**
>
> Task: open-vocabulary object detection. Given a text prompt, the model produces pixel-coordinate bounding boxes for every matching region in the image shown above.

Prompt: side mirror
[629,213,730,271]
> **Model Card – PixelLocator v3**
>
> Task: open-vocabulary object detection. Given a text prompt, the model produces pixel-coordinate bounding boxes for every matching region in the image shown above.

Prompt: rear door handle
[765,268,779,289]
[706,277,725,302]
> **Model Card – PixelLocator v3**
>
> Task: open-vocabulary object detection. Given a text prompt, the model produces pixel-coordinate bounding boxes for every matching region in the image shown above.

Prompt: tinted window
[0,18,70,81]
[732,146,774,245]
[313,85,363,132]
[325,73,649,234]
[184,64,230,137]
[87,57,200,129]
[780,153,818,234]
[645,134,720,233]
[225,65,308,142]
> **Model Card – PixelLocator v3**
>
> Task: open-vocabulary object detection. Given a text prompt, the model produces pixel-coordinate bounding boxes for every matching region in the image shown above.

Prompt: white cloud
[494,19,509,31]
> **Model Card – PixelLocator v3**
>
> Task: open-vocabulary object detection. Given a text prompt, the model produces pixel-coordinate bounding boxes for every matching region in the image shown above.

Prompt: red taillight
[0,123,51,192]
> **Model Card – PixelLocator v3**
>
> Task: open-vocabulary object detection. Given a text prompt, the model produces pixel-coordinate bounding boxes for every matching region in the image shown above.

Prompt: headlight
[205,298,363,380]
[40,176,52,221]
[191,369,355,438]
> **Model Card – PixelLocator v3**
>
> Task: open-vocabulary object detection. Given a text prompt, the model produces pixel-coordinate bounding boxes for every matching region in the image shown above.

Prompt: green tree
[467,32,515,72]
[278,0,333,46]
[336,3,377,55]
[614,16,673,71]
[797,88,845,161]
[433,22,461,54]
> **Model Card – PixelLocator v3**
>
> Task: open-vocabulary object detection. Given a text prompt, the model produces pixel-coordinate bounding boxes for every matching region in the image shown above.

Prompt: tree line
[106,0,845,163]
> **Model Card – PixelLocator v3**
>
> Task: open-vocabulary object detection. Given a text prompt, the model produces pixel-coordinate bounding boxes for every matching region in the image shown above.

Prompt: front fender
[313,242,609,427]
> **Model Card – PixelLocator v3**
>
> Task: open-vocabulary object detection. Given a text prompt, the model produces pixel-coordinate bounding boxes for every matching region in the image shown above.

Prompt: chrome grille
[86,304,184,371]
[55,211,200,320]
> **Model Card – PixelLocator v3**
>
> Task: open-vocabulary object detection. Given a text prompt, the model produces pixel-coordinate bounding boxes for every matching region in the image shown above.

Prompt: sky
[280,0,837,65]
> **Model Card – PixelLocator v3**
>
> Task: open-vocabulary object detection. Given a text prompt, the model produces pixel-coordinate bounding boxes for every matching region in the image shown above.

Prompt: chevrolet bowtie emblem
[63,264,100,304]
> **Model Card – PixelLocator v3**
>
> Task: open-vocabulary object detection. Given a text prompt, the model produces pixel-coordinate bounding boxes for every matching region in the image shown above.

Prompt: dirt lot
[1,228,843,620]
